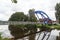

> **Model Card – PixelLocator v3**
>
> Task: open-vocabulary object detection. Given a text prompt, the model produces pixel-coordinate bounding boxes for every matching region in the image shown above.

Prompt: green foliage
[9,9,38,40]
[55,3,60,11]
[25,24,37,40]
[11,0,17,3]
[0,33,2,40]
[9,12,28,21]
[28,9,37,40]
[28,9,37,22]
[55,3,60,23]
[0,32,10,40]
[9,12,29,39]
[25,24,37,31]
[49,25,60,30]
[3,38,10,40]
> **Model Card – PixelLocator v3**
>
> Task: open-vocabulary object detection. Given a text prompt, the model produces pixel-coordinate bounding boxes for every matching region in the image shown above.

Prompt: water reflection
[0,25,13,38]
[0,25,60,40]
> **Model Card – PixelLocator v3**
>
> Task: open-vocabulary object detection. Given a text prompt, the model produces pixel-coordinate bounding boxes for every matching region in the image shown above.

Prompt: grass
[0,32,10,40]
[36,24,60,30]
[44,24,60,30]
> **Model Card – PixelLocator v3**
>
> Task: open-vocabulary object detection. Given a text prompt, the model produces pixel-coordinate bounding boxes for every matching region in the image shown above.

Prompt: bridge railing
[0,21,44,25]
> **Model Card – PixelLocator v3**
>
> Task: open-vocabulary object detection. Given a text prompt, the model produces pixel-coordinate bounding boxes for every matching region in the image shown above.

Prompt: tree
[55,3,60,23]
[11,0,17,3]
[9,9,38,40]
[28,9,37,22]
[9,12,28,21]
[9,12,29,40]
[28,9,37,40]
[10,0,38,40]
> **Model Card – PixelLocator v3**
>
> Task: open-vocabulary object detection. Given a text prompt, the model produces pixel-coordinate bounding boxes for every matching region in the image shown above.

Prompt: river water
[0,25,60,40]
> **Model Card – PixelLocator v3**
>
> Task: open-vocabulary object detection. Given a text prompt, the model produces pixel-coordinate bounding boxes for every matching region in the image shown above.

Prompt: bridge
[0,11,52,25]
[0,21,44,25]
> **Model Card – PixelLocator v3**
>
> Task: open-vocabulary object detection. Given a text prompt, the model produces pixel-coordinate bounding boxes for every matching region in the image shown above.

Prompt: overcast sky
[0,0,60,21]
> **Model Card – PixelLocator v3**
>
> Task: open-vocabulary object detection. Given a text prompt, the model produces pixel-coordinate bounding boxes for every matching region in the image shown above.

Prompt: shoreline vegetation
[0,24,60,40]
